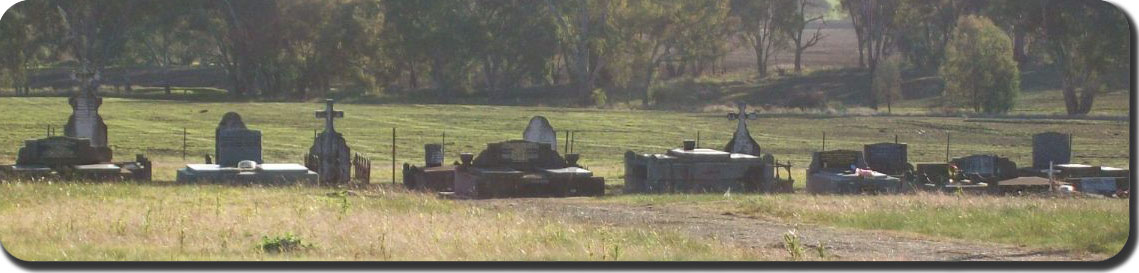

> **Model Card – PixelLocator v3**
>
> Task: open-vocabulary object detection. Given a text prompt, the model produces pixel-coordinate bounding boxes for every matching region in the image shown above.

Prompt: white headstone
[523,116,558,151]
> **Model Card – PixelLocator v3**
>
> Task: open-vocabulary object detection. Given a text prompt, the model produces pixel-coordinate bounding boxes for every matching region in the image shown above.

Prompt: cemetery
[175,112,317,185]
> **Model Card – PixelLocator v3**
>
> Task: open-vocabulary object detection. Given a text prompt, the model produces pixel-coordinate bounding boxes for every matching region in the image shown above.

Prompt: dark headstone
[952,155,1018,180]
[1033,132,1071,169]
[472,140,565,170]
[813,150,864,170]
[523,116,557,152]
[15,136,109,166]
[214,112,263,167]
[424,144,444,167]
[310,99,351,184]
[723,102,761,156]
[863,143,909,175]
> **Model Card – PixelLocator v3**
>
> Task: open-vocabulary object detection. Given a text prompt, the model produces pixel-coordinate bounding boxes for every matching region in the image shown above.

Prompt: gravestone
[309,99,351,184]
[214,112,263,167]
[1032,132,1071,169]
[863,142,909,175]
[952,154,1018,181]
[522,116,558,152]
[63,69,109,149]
[15,136,105,166]
[723,102,761,156]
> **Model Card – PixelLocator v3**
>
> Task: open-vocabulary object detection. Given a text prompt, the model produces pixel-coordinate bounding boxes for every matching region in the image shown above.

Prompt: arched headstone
[215,112,262,167]
[523,116,558,151]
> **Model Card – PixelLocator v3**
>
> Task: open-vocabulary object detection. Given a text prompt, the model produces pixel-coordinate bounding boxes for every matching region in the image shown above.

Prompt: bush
[872,57,902,113]
[940,15,1020,114]
[591,88,608,107]
[258,233,312,254]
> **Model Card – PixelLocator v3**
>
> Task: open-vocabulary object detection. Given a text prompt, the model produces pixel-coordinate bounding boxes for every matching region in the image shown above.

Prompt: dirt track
[472,198,1106,261]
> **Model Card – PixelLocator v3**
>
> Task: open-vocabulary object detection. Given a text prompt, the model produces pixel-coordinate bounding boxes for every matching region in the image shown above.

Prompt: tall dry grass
[0,182,769,261]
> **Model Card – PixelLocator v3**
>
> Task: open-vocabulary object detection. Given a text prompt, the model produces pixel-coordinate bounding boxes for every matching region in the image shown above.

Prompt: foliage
[872,56,901,113]
[1036,0,1129,115]
[258,233,313,254]
[940,15,1019,114]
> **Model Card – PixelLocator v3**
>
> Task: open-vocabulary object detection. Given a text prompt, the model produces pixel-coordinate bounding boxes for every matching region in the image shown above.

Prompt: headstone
[310,99,351,184]
[214,112,263,167]
[522,116,558,151]
[863,142,909,175]
[954,155,996,176]
[952,154,1018,180]
[1032,132,1071,169]
[64,69,109,148]
[814,150,863,170]
[15,136,106,166]
[723,102,761,156]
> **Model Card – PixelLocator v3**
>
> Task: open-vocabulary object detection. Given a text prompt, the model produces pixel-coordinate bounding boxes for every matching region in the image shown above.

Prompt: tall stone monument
[309,99,352,184]
[62,67,112,162]
[723,102,761,156]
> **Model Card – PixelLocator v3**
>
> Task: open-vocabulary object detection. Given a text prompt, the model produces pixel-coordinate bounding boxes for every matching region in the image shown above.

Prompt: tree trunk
[794,47,804,73]
[754,40,767,78]
[1013,29,1028,66]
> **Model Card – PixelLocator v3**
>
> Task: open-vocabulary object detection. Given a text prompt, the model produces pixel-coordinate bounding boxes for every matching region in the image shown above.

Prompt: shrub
[940,15,1020,114]
[258,233,312,254]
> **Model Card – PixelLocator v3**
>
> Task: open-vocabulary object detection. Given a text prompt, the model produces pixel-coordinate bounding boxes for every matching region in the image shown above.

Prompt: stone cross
[315,99,344,133]
[725,102,760,155]
[310,99,351,184]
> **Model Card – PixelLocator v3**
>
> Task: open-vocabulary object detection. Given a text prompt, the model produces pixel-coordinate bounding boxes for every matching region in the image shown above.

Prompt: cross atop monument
[724,102,761,155]
[315,99,344,133]
[727,102,758,127]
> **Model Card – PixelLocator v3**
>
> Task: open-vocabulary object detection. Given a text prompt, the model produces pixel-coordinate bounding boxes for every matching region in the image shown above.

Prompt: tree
[50,0,136,95]
[940,15,1019,114]
[841,0,901,109]
[783,0,826,74]
[618,0,731,106]
[472,0,559,94]
[1039,0,1129,115]
[546,0,622,101]
[730,0,792,78]
[872,56,901,113]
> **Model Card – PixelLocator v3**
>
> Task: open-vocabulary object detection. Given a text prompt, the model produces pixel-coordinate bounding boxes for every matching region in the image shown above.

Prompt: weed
[258,233,313,254]
[782,230,805,261]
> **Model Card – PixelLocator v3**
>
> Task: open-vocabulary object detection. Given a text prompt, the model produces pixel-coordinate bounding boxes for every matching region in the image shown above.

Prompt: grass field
[0,97,1131,261]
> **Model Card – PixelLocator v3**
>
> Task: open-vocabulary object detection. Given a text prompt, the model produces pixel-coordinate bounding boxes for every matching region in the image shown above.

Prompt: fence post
[822,132,826,151]
[392,127,397,184]
[182,128,187,160]
[945,132,951,162]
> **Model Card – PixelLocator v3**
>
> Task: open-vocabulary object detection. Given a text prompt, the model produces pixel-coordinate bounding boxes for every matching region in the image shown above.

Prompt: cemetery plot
[805,150,901,194]
[1,85,151,181]
[625,103,793,194]
[176,112,317,185]
[404,116,604,198]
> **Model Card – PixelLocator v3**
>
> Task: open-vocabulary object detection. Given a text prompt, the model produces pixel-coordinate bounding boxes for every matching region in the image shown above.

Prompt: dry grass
[601,192,1130,256]
[0,181,769,261]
